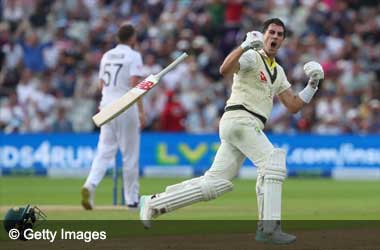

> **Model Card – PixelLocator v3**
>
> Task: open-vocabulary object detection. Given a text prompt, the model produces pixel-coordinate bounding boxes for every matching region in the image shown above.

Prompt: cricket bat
[92,52,188,127]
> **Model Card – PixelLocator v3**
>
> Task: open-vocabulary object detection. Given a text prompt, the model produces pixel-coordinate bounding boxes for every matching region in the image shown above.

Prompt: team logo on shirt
[259,71,267,83]
[137,80,154,90]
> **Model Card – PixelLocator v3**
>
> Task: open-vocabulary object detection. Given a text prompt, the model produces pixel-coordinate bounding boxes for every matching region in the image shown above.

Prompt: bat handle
[155,52,188,79]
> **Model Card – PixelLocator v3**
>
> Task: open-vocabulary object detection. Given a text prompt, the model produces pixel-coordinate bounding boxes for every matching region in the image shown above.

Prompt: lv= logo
[137,80,154,90]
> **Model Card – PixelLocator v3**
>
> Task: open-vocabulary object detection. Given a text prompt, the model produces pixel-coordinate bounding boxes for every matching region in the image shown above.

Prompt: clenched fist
[303,61,324,88]
[241,31,264,52]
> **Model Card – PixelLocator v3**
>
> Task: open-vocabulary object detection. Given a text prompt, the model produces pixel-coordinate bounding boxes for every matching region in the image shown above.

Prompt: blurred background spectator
[160,89,186,132]
[0,0,379,134]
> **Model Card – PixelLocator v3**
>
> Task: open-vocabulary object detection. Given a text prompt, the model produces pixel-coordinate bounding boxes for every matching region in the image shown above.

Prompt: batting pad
[263,148,287,233]
[149,177,233,215]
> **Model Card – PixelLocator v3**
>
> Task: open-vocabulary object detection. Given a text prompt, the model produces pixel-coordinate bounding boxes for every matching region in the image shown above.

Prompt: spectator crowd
[0,0,379,134]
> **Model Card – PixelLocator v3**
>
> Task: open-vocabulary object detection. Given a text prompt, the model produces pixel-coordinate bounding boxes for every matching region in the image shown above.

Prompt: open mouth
[270,41,277,48]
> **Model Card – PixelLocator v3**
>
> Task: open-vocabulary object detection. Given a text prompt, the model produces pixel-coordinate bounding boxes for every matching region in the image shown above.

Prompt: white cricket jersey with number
[226,49,291,122]
[98,44,144,108]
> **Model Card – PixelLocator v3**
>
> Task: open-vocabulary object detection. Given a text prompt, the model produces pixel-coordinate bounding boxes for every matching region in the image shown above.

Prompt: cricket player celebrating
[81,23,145,210]
[140,18,323,244]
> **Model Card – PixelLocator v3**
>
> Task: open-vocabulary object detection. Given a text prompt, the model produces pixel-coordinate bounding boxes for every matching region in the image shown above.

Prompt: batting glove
[241,31,264,52]
[299,61,324,103]
[303,61,324,88]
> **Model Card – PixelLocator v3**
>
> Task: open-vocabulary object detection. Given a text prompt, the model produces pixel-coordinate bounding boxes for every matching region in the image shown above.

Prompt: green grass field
[1,176,379,220]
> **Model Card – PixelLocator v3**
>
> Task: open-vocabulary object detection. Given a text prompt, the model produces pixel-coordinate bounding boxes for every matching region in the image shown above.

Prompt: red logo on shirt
[137,80,154,90]
[259,71,267,83]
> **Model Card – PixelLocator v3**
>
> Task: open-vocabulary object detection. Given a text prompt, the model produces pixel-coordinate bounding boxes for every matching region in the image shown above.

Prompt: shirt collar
[259,49,277,69]
[116,44,131,50]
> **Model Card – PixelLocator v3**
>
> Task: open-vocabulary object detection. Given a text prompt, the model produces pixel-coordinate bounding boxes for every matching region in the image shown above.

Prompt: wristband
[240,44,250,52]
[298,84,318,103]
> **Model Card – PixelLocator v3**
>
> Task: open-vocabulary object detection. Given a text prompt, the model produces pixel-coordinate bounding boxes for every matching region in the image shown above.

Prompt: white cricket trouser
[84,106,140,205]
[205,110,274,180]
[204,110,274,220]
[145,109,278,219]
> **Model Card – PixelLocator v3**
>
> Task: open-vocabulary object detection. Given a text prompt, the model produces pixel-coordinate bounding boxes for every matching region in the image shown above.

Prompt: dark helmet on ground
[3,205,47,240]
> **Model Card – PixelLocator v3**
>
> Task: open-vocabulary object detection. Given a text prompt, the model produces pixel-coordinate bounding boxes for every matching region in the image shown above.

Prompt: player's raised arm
[219,31,263,77]
[278,61,324,113]
[219,47,244,77]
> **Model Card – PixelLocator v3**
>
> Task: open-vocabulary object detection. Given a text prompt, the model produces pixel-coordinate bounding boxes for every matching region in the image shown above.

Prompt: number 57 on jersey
[92,52,188,127]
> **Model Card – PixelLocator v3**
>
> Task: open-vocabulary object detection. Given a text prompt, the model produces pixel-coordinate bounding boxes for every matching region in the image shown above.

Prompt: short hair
[118,24,135,43]
[262,18,287,38]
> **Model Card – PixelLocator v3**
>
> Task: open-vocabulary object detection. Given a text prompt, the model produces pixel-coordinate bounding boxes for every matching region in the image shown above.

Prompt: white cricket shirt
[98,44,143,108]
[226,49,291,121]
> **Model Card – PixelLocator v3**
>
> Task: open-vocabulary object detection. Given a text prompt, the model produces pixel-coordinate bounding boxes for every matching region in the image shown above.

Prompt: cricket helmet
[3,205,46,240]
